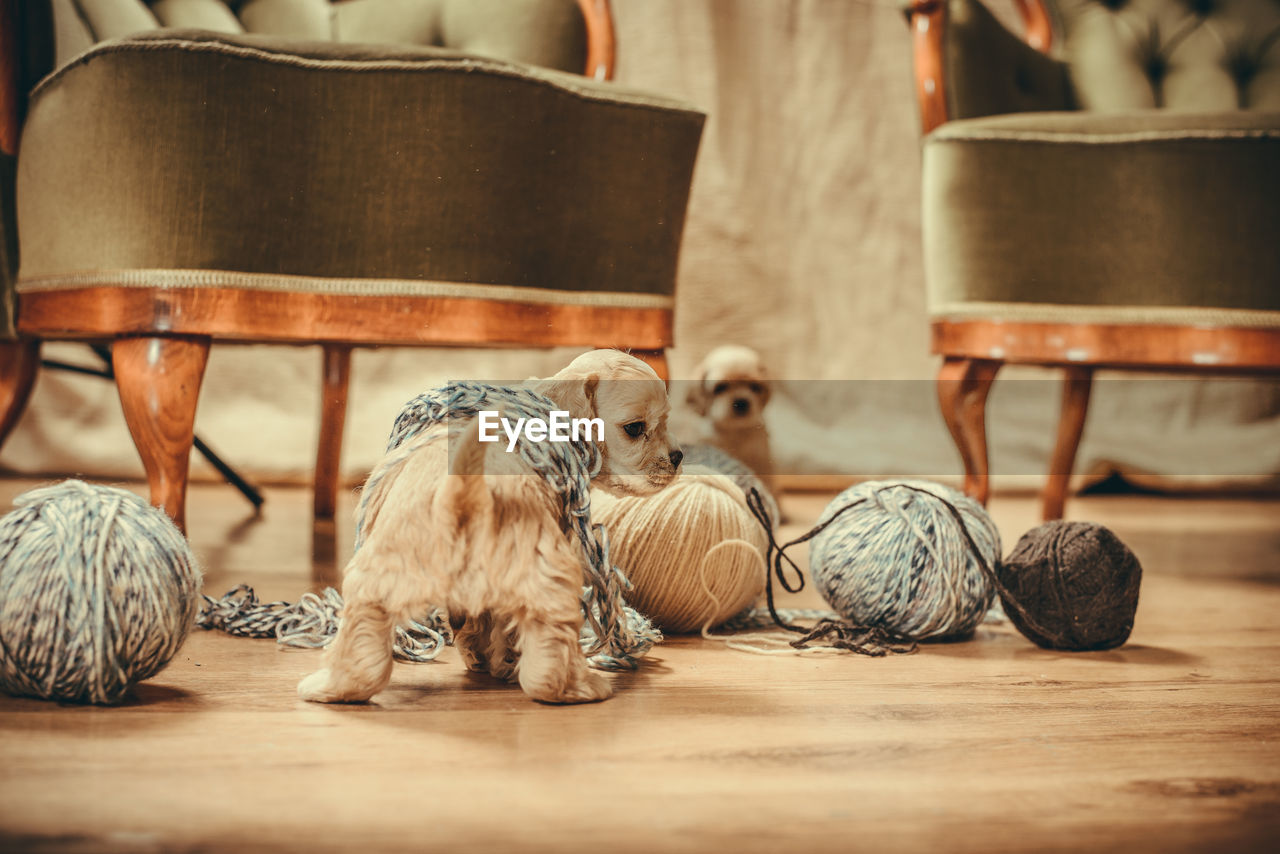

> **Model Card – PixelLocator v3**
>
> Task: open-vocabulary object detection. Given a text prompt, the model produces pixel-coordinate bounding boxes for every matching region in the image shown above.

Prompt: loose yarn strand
[692,538,766,635]
[734,488,919,657]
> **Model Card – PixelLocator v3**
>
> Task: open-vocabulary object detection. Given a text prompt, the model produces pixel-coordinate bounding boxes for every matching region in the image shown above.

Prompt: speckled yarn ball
[0,481,202,704]
[998,521,1141,651]
[809,480,999,640]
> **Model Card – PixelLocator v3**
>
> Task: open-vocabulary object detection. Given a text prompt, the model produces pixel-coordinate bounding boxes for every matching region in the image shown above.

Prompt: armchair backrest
[1042,0,1280,110]
[41,0,607,78]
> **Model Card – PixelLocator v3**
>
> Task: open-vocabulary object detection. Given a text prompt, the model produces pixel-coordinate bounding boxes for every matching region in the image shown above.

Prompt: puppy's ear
[685,365,711,416]
[534,373,599,421]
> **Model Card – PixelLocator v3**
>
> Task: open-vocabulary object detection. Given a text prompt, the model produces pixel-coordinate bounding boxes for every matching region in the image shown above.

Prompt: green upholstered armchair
[0,0,705,530]
[905,0,1280,519]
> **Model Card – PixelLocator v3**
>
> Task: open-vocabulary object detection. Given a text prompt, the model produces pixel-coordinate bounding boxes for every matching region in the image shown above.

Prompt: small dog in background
[298,349,682,706]
[685,345,781,506]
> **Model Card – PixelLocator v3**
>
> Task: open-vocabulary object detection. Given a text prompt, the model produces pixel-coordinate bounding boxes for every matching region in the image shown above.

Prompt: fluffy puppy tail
[437,417,493,524]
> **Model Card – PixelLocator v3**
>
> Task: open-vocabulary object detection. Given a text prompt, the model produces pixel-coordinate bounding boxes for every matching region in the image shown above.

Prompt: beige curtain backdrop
[3,0,1277,490]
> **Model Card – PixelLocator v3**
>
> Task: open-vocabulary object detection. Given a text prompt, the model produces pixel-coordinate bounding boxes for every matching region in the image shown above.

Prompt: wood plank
[0,482,1277,852]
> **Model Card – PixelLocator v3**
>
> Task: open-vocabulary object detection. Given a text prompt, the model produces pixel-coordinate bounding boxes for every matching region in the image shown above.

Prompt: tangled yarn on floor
[197,584,452,662]
[199,382,661,671]
[0,480,202,704]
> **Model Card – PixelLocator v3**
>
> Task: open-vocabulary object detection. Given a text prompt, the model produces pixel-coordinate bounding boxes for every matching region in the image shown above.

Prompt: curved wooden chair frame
[905,0,1280,520]
[0,0,663,532]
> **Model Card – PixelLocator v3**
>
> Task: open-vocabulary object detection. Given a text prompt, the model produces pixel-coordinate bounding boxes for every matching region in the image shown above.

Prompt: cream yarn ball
[592,466,768,633]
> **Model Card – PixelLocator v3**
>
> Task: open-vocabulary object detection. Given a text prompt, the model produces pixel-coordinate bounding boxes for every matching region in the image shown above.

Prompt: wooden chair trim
[932,319,1280,372]
[0,0,18,155]
[906,0,949,135]
[577,0,616,81]
[906,0,1056,135]
[16,286,673,349]
[1012,0,1054,53]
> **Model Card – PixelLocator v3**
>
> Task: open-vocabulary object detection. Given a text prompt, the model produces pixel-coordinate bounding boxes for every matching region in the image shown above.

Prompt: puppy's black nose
[669,449,684,469]
[732,398,750,415]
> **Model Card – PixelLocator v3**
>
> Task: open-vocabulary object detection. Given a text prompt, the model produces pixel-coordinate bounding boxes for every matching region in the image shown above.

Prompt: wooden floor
[1,477,1277,853]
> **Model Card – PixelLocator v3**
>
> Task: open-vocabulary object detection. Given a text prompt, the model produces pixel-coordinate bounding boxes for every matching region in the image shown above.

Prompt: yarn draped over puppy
[195,384,661,669]
[0,480,201,704]
[590,466,768,633]
[370,381,661,670]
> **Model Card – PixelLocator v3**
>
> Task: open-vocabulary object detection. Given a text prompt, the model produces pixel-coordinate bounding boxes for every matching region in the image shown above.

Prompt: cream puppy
[686,345,780,503]
[298,349,683,706]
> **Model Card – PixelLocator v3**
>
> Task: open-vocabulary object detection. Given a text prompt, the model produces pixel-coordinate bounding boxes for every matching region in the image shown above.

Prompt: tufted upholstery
[45,0,590,73]
[1049,0,1280,110]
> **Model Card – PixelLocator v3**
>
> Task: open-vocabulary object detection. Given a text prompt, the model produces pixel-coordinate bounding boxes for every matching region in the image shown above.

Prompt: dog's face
[534,350,682,496]
[687,345,771,431]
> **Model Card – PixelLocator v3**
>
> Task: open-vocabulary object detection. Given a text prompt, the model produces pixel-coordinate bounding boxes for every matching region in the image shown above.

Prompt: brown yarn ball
[996,521,1142,651]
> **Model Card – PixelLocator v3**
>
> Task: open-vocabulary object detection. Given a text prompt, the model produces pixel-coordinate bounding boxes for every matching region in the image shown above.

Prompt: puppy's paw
[489,652,520,683]
[560,669,614,704]
[528,669,613,705]
[458,648,488,673]
[297,668,370,704]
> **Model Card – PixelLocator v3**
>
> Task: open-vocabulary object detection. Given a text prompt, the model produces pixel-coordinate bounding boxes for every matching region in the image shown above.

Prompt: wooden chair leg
[631,348,669,382]
[113,336,211,532]
[314,344,352,522]
[1042,366,1093,521]
[0,338,40,451]
[937,356,1001,505]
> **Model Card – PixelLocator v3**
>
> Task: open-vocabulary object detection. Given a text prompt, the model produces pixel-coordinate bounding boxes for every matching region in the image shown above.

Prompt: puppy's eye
[748,382,764,395]
[713,382,730,395]
[622,421,646,438]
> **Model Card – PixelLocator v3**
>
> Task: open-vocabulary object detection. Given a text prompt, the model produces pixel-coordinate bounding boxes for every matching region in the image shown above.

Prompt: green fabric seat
[16,28,703,309]
[924,109,1280,327]
[921,0,1280,330]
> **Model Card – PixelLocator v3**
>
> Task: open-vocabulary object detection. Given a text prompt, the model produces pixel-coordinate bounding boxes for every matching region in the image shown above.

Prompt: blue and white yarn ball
[809,480,999,640]
[0,480,202,704]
